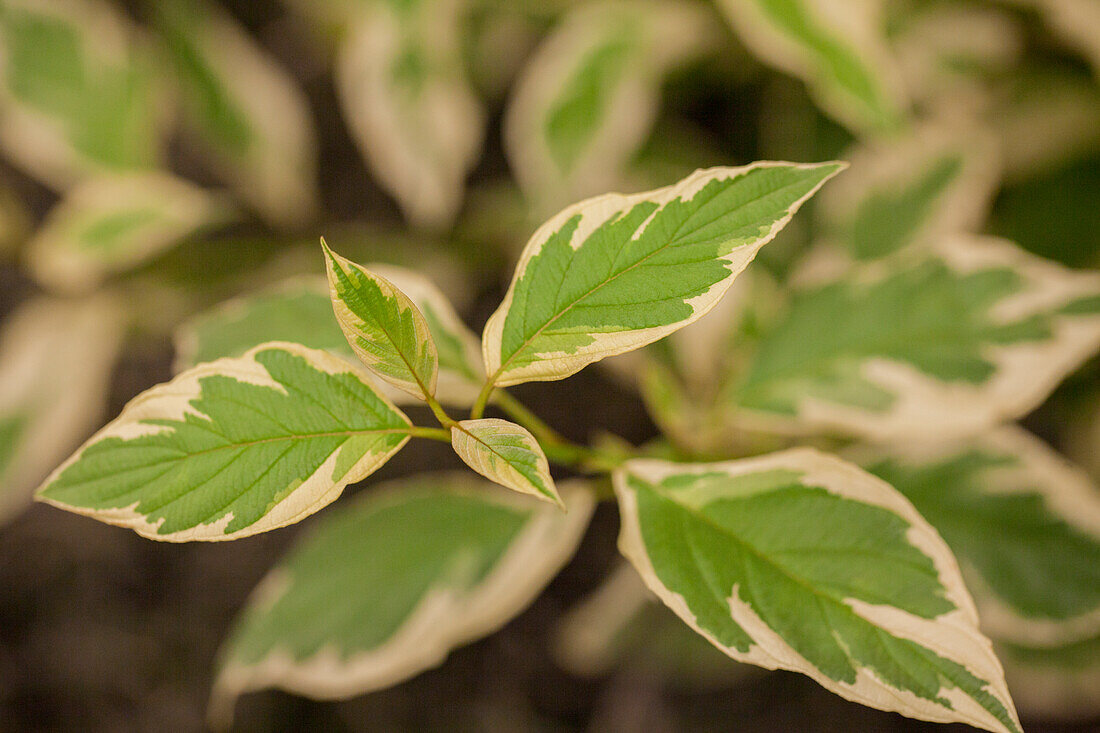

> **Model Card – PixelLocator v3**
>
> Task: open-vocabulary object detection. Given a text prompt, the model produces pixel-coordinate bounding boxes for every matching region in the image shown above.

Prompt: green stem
[492,390,569,447]
[470,380,495,420]
[407,425,452,442]
[424,394,457,429]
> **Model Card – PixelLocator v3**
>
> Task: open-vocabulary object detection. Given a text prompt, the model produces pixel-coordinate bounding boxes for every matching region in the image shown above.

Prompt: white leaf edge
[614,449,1021,733]
[482,161,845,387]
[208,476,595,723]
[35,341,411,542]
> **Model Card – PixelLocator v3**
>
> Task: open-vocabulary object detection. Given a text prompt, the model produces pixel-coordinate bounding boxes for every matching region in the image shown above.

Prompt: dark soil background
[1,1,1098,731]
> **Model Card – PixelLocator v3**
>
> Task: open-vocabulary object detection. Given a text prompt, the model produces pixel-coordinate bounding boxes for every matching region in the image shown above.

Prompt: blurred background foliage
[0,0,1099,730]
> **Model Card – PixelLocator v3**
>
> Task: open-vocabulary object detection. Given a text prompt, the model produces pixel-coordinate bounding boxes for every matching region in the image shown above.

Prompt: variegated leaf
[0,0,162,188]
[818,124,1001,261]
[335,0,484,229]
[857,426,1100,647]
[730,235,1100,441]
[482,162,844,388]
[150,0,318,227]
[0,296,124,523]
[451,418,560,507]
[1006,0,1100,80]
[210,474,594,724]
[504,0,713,210]
[615,451,1021,733]
[36,343,411,541]
[714,0,907,134]
[25,172,234,293]
[323,243,438,401]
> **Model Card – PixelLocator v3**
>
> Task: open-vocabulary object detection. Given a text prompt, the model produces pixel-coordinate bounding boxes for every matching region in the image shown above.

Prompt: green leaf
[615,451,1021,733]
[323,242,438,401]
[36,343,411,541]
[482,161,844,387]
[504,0,713,210]
[858,426,1100,646]
[149,0,318,227]
[25,171,234,293]
[0,295,124,523]
[0,0,161,187]
[335,2,484,229]
[819,125,1000,261]
[451,418,561,507]
[714,0,908,134]
[210,474,594,724]
[730,235,1100,440]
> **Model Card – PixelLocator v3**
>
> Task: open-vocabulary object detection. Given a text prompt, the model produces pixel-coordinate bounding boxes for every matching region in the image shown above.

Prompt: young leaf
[335,1,484,229]
[481,161,844,387]
[730,235,1100,441]
[0,296,124,523]
[0,0,162,188]
[451,418,560,507]
[36,343,411,542]
[149,0,318,227]
[323,243,438,401]
[504,0,713,210]
[210,474,594,724]
[713,0,908,134]
[25,172,234,293]
[614,450,1022,733]
[858,426,1100,646]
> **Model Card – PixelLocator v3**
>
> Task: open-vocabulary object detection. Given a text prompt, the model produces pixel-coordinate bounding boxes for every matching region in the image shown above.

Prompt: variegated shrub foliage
[6,0,1100,731]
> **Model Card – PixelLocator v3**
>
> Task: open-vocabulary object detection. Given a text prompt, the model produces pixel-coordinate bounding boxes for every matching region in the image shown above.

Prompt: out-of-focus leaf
[727,235,1100,441]
[504,0,714,211]
[0,0,163,188]
[150,0,318,227]
[857,426,1100,646]
[714,0,908,135]
[336,0,484,230]
[25,171,234,294]
[210,474,594,725]
[0,295,124,523]
[818,124,1001,262]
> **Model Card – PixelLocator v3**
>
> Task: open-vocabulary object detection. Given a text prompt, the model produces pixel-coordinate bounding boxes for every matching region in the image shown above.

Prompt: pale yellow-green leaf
[451,418,561,507]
